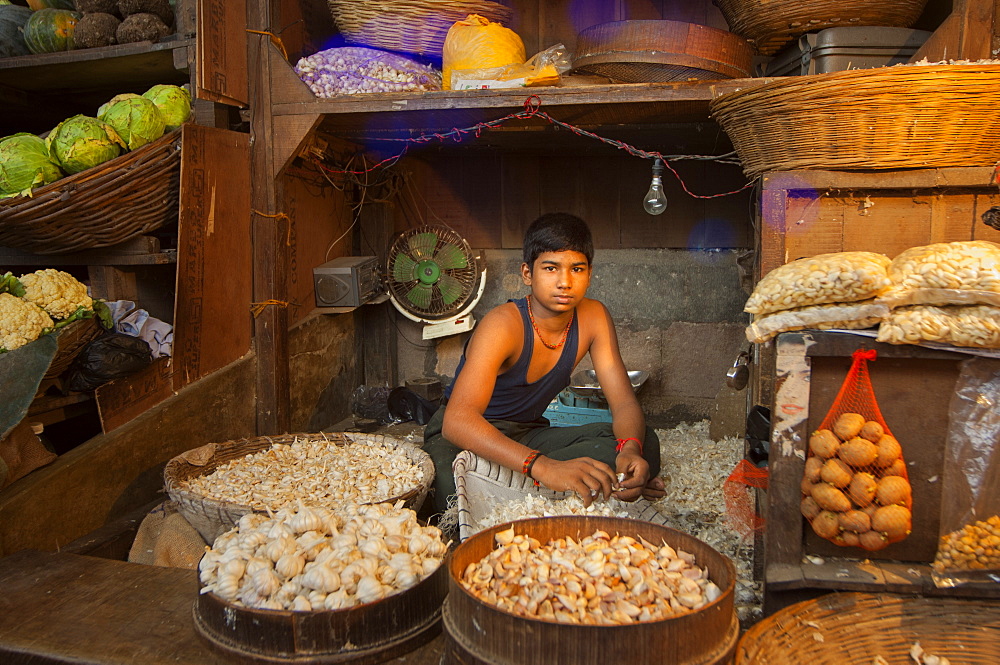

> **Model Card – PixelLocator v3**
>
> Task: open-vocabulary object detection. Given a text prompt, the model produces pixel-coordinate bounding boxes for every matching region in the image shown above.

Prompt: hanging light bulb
[643,158,668,216]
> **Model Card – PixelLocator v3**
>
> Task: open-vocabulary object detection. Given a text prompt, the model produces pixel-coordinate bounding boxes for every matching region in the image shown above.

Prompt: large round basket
[714,0,929,55]
[43,317,103,380]
[710,63,1000,178]
[444,516,739,665]
[0,129,181,255]
[735,592,1000,664]
[163,432,435,543]
[194,556,449,664]
[327,0,514,59]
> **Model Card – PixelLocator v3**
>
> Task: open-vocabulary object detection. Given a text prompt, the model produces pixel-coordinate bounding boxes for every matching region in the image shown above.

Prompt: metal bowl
[568,369,649,402]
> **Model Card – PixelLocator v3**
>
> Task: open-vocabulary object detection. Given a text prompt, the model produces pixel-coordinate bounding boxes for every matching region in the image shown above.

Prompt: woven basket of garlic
[444,516,739,665]
[193,500,450,661]
[164,432,434,543]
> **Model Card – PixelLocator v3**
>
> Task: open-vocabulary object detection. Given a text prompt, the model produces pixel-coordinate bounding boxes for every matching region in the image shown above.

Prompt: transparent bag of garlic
[876,304,1000,349]
[801,349,913,552]
[879,240,1000,308]
[744,251,892,317]
[294,46,442,97]
[745,300,888,344]
[931,357,1000,589]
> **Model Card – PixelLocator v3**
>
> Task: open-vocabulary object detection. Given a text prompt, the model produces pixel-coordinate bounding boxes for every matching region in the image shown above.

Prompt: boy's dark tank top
[444,297,579,422]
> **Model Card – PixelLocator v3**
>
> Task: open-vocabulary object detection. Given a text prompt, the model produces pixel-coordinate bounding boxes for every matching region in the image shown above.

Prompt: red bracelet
[522,450,541,486]
[615,437,643,454]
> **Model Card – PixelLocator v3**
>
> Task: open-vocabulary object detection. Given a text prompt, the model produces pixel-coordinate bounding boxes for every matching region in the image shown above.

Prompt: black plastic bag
[65,333,153,392]
[387,387,438,425]
[350,385,395,425]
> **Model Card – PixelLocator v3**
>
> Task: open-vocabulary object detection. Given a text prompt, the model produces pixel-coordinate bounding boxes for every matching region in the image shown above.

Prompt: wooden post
[248,0,290,435]
[355,200,398,388]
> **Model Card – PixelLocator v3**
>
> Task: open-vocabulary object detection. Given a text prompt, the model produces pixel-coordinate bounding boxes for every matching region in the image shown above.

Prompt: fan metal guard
[386,225,481,322]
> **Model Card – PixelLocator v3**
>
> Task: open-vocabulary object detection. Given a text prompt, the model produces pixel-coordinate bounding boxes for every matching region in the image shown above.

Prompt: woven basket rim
[44,316,103,378]
[165,431,434,521]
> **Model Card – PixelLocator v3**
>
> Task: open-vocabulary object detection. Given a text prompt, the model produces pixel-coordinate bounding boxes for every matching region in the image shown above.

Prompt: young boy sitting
[422,213,665,512]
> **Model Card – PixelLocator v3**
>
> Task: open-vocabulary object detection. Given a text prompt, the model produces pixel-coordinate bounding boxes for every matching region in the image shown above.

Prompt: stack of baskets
[0,129,182,255]
[327,0,514,59]
[714,0,930,55]
[164,431,435,542]
[710,63,1000,178]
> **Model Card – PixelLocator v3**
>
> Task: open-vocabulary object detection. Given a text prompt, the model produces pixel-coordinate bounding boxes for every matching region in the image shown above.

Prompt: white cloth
[106,300,173,359]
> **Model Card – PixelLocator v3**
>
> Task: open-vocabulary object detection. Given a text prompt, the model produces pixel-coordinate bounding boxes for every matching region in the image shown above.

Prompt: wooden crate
[763,331,1000,614]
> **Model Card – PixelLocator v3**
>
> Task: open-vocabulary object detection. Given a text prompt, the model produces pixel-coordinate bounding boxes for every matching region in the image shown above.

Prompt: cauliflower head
[19,269,93,321]
[0,292,54,351]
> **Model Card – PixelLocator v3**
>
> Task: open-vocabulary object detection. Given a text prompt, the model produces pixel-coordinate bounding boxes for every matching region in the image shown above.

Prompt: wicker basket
[453,449,673,541]
[327,0,514,59]
[164,432,435,543]
[710,63,1000,178]
[43,317,102,380]
[715,0,929,55]
[735,592,1000,664]
[0,129,182,255]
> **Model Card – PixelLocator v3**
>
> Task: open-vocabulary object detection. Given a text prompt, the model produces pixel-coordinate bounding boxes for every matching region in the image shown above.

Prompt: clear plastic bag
[744,251,892,316]
[294,47,442,97]
[745,299,887,344]
[450,43,573,90]
[877,304,1000,349]
[931,357,1000,588]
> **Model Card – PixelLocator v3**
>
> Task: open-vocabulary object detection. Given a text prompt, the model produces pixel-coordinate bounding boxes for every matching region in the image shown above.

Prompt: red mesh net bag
[801,349,913,552]
[725,459,768,539]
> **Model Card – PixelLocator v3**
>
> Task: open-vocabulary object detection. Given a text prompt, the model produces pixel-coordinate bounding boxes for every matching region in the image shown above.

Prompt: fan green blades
[406,282,433,310]
[407,231,438,260]
[433,242,468,270]
[392,252,418,283]
[437,273,464,305]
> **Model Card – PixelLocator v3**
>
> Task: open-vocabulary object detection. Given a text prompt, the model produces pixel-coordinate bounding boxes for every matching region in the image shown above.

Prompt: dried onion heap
[180,436,425,511]
[199,500,449,611]
[461,527,721,625]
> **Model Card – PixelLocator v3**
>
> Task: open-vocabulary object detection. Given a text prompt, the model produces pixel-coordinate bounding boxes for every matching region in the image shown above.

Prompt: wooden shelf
[0,237,177,267]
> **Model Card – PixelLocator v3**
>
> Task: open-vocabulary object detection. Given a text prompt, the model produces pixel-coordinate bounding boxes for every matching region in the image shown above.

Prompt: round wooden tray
[572,20,753,83]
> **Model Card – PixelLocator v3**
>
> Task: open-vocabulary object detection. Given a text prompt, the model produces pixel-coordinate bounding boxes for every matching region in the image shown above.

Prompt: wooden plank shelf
[0,237,177,267]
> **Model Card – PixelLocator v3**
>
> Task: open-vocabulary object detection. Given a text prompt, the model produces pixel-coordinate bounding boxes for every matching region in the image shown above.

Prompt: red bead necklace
[526,295,574,350]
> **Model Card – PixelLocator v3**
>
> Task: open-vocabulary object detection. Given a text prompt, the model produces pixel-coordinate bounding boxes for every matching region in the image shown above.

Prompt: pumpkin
[27,0,77,10]
[0,4,32,57]
[22,7,80,54]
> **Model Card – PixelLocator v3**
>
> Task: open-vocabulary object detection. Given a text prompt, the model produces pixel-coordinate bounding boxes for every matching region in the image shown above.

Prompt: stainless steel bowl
[568,369,649,402]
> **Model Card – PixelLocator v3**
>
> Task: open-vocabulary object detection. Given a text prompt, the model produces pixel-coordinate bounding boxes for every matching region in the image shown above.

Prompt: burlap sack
[128,501,207,569]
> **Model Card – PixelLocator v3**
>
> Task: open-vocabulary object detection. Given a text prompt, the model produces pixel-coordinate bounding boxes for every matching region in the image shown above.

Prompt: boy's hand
[612,451,650,502]
[531,456,617,507]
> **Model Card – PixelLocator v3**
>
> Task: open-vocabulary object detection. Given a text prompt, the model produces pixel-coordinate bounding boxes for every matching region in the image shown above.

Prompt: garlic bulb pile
[476,494,630,533]
[199,500,449,611]
[181,435,425,511]
[461,527,722,625]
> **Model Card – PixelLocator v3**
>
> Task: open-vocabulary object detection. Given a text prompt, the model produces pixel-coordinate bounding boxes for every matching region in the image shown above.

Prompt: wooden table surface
[0,550,449,665]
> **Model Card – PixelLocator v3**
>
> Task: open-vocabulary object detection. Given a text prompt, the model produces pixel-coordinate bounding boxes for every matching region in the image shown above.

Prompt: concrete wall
[393,248,751,429]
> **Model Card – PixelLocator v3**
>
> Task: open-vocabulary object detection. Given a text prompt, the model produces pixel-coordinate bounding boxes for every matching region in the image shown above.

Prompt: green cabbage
[142,84,191,131]
[97,94,166,150]
[0,133,64,199]
[45,115,126,175]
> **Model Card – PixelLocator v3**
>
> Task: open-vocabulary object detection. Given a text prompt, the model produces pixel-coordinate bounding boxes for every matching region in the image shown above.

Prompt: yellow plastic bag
[450,43,573,90]
[442,14,525,90]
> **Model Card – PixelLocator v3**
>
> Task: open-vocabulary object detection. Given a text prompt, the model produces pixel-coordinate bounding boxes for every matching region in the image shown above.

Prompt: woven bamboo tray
[735,592,1000,664]
[453,449,674,541]
[43,317,102,380]
[710,63,1000,178]
[327,0,514,58]
[715,0,929,55]
[164,432,435,543]
[0,129,181,255]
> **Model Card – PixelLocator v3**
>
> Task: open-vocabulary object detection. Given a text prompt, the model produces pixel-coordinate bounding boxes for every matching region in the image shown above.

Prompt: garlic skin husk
[198,500,450,611]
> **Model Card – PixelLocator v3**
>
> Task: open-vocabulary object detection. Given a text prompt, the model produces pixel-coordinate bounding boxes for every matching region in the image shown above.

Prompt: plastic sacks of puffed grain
[294,47,442,97]
[442,14,525,90]
[877,304,1000,348]
[878,240,1000,308]
[744,251,892,316]
[745,300,888,344]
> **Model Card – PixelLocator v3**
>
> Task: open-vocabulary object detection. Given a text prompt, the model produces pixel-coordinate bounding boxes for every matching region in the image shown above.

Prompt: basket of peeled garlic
[193,500,450,662]
[164,432,434,543]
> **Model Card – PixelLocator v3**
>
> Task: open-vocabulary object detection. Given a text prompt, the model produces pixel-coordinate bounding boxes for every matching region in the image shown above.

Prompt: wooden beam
[248,0,290,435]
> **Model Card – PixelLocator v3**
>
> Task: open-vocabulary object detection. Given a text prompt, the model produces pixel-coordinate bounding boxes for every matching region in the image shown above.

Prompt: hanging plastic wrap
[932,357,1000,588]
[294,47,442,97]
[800,349,913,552]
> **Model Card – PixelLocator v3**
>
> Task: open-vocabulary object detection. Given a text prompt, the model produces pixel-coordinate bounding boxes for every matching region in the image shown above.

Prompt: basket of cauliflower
[0,269,108,378]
